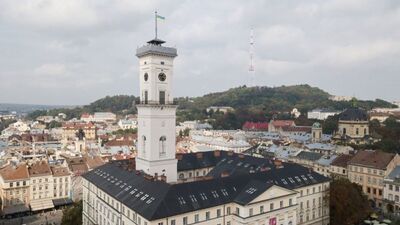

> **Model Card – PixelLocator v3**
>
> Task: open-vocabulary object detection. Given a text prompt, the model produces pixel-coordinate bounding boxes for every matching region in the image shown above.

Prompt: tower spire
[155,11,158,39]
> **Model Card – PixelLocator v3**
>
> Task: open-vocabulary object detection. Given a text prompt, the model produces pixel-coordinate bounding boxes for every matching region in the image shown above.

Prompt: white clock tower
[135,37,178,183]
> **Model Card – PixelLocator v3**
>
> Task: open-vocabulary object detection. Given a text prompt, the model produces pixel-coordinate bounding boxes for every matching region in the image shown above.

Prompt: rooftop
[83,151,330,221]
[339,108,368,121]
[348,150,396,169]
[0,163,29,181]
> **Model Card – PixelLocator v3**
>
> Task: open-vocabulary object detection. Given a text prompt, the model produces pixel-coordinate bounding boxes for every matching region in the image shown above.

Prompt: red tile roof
[331,154,354,168]
[0,164,29,181]
[348,150,396,170]
[271,120,296,128]
[242,122,269,131]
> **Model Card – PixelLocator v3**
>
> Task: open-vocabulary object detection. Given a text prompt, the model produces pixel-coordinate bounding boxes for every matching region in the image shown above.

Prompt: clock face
[158,73,166,81]
[144,73,148,81]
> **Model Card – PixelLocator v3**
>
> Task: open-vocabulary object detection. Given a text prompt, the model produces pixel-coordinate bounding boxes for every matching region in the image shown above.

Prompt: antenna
[249,28,255,86]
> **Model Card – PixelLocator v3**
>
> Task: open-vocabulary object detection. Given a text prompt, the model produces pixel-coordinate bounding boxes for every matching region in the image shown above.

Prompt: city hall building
[82,34,330,225]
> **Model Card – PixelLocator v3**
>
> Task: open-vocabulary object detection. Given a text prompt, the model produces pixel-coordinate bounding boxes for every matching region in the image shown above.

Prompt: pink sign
[269,218,277,225]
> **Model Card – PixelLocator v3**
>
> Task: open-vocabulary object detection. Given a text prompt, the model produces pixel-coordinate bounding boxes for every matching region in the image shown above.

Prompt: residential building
[268,120,296,133]
[0,163,30,217]
[118,119,138,130]
[28,161,55,211]
[348,150,400,207]
[206,106,234,114]
[330,154,353,179]
[242,121,269,131]
[62,122,97,140]
[383,166,400,215]
[307,109,341,121]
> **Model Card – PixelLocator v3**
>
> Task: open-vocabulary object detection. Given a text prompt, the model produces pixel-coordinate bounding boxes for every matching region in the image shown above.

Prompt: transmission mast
[249,28,255,86]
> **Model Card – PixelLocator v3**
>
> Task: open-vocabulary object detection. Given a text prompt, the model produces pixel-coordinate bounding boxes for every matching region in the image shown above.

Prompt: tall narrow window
[343,128,347,135]
[159,136,166,157]
[159,91,165,105]
[144,91,148,104]
[142,136,146,154]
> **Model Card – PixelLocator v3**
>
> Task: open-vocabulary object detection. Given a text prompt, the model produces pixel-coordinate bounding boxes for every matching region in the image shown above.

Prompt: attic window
[288,177,295,183]
[140,194,149,201]
[146,197,155,204]
[237,162,243,166]
[200,193,207,200]
[135,191,143,198]
[227,160,233,164]
[246,187,257,194]
[221,189,229,196]
[281,179,288,185]
[178,197,186,205]
[211,191,219,198]
[295,176,301,182]
[189,195,198,202]
[301,175,307,181]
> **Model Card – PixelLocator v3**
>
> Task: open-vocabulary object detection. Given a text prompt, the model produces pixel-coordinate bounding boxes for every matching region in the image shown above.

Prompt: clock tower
[135,38,178,183]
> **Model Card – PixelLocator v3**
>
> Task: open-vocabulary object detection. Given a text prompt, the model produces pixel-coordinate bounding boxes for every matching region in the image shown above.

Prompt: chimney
[274,159,283,168]
[214,150,221,157]
[176,154,183,160]
[196,152,203,159]
[221,171,230,178]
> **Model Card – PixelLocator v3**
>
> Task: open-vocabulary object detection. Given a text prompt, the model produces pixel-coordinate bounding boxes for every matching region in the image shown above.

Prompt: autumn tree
[330,179,372,225]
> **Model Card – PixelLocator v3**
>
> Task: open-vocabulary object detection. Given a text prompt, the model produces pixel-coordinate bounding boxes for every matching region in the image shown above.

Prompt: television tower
[249,28,255,86]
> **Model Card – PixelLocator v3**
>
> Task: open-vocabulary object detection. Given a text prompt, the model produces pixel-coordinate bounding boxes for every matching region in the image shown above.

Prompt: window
[260,205,264,213]
[217,209,221,217]
[280,201,283,208]
[170,220,176,225]
[161,61,164,65]
[270,203,274,211]
[159,136,166,157]
[236,207,240,215]
[289,199,292,206]
[356,128,359,135]
[194,214,199,222]
[183,217,188,225]
[142,135,146,153]
[144,90,148,104]
[159,91,166,105]
[206,211,210,220]
[227,207,231,215]
[249,208,253,216]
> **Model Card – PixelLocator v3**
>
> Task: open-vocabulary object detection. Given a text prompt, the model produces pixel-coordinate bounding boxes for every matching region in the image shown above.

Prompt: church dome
[312,122,321,128]
[339,108,368,121]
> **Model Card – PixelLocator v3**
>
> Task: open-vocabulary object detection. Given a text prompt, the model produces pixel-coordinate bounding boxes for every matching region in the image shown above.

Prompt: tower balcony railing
[135,100,178,106]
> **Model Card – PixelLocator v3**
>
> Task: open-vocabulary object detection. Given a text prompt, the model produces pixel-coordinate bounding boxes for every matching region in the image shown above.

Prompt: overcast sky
[0,0,399,105]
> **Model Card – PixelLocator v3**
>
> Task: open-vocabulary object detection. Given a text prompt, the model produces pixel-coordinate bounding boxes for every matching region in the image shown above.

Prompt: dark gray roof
[339,108,368,121]
[83,151,330,221]
[293,151,323,162]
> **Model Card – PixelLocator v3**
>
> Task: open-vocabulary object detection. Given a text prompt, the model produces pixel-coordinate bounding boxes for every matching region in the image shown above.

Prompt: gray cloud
[0,0,399,105]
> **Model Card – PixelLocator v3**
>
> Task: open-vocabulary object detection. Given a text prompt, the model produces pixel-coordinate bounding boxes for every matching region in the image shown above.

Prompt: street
[0,210,63,225]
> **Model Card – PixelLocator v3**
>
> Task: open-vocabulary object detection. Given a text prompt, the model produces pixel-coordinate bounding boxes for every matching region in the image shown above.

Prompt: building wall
[0,178,30,209]
[82,178,330,225]
[53,175,71,199]
[30,174,54,201]
[338,121,369,139]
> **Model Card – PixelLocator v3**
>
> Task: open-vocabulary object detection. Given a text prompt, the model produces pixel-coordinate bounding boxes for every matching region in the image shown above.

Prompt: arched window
[159,136,166,157]
[179,173,184,179]
[142,135,146,154]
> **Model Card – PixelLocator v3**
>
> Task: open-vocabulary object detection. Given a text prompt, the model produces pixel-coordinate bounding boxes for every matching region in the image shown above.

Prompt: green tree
[61,200,82,225]
[47,120,62,129]
[330,179,372,225]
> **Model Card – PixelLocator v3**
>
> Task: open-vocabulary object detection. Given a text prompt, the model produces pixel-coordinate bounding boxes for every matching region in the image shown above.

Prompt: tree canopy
[330,179,372,225]
[61,200,82,225]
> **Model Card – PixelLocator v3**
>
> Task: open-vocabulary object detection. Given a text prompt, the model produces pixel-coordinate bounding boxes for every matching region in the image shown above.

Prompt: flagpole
[155,11,158,39]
